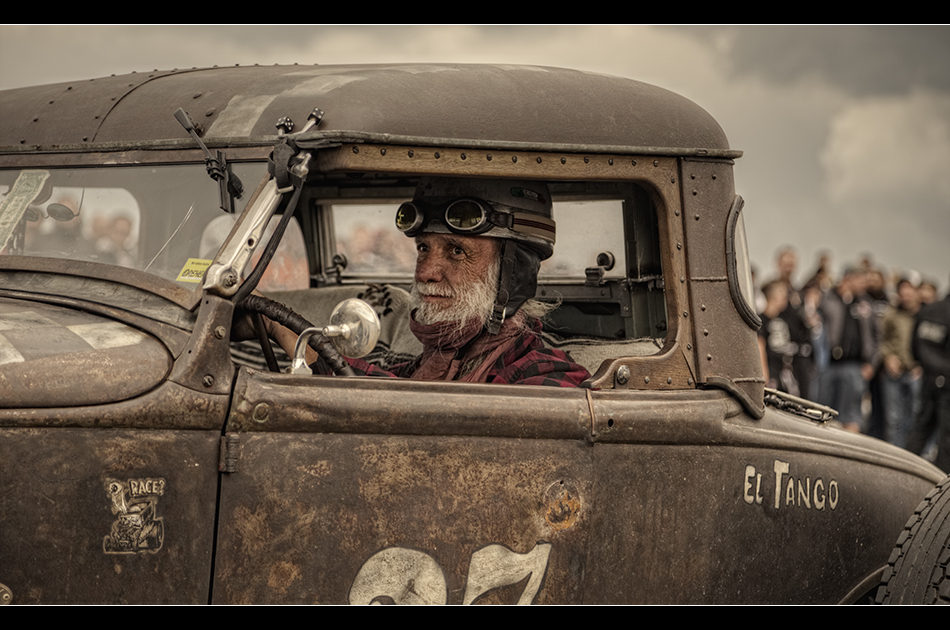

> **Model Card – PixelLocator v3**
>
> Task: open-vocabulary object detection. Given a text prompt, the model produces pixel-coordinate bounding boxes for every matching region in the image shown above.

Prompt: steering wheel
[238,293,356,376]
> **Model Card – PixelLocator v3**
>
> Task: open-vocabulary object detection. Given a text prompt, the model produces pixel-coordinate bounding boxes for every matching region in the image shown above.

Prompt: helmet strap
[487,240,540,335]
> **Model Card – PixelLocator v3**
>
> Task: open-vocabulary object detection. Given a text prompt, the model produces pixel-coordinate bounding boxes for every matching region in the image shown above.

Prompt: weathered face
[411,233,500,325]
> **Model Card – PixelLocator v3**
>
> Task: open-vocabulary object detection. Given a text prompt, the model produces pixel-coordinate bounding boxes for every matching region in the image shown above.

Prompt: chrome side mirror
[288,298,381,374]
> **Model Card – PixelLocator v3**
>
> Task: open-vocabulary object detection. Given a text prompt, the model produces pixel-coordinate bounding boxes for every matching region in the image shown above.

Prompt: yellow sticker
[176,258,212,283]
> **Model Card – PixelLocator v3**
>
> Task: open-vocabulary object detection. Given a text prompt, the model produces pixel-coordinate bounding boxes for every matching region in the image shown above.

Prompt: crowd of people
[754,248,948,472]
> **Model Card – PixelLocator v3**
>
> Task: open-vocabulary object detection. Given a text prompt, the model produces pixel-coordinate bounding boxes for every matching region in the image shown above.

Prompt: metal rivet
[584,157,590,164]
[667,377,673,384]
[486,154,492,161]
[616,365,630,385]
[671,176,676,183]
[608,158,614,166]
[687,343,692,350]
[537,157,543,164]
[712,174,717,180]
[695,214,700,220]
[214,326,227,339]
[690,173,696,180]
[683,311,689,318]
[202,375,215,387]
[434,151,440,159]
[561,157,566,164]
[701,304,707,311]
[644,376,650,384]
[688,378,694,385]
[680,276,685,283]
[676,242,682,250]
[631,159,637,166]
[407,149,413,157]
[512,156,518,163]
[707,354,713,361]
[380,148,386,155]
[692,190,698,196]
[703,328,709,336]
[460,153,466,160]
[352,146,359,154]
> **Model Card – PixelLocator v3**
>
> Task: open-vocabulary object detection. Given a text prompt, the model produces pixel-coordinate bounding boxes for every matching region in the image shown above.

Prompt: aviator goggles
[395,198,555,244]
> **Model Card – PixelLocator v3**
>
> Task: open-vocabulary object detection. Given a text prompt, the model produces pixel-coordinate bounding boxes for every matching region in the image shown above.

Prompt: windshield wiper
[174,108,243,213]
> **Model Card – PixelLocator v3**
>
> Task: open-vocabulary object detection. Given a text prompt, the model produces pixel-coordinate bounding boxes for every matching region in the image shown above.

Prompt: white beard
[410,257,500,332]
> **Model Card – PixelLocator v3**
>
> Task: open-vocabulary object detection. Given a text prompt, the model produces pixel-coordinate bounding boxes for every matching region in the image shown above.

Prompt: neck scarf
[409,312,524,382]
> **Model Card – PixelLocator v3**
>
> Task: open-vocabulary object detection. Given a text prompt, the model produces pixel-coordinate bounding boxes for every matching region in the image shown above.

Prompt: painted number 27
[349,542,552,605]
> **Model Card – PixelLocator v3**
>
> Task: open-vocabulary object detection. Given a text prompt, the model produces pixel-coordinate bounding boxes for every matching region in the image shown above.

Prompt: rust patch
[543,480,581,531]
[268,561,301,592]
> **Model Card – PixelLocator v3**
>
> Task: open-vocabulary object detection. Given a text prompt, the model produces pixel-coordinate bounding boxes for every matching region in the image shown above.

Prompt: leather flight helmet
[398,177,556,334]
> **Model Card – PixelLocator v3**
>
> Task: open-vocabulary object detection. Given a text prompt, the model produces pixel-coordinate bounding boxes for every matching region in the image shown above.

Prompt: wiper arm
[174,108,244,213]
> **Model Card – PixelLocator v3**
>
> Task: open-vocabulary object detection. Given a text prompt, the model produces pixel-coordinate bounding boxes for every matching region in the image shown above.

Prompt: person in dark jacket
[905,289,950,472]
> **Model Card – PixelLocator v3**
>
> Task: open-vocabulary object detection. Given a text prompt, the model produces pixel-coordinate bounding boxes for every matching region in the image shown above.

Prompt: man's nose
[415,253,444,284]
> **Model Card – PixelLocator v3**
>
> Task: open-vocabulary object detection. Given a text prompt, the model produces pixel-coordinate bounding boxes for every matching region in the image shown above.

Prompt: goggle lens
[395,202,423,233]
[444,200,488,231]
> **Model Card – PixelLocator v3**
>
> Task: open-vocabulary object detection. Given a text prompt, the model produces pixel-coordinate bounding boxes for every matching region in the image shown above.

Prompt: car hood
[0,297,172,408]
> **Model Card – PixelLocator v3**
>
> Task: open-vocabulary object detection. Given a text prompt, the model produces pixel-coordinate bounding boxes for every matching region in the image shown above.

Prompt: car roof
[0,64,739,158]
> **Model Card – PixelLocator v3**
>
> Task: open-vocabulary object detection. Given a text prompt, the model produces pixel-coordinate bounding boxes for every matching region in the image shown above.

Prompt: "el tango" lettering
[743,460,838,511]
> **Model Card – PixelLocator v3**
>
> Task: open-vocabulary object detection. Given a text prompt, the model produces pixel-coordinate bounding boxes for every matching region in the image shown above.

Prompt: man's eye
[452,246,466,256]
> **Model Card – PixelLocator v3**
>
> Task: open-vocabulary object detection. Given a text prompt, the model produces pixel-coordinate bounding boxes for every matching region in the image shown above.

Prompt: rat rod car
[0,64,947,605]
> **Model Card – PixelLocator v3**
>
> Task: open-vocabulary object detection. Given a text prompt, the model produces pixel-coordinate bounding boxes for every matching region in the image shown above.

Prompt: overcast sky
[2,25,947,291]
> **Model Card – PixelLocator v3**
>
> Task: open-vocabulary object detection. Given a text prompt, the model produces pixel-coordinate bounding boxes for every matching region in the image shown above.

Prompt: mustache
[414,284,455,298]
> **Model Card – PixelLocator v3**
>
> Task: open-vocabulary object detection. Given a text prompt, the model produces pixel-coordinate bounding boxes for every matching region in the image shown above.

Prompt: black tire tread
[876,475,950,604]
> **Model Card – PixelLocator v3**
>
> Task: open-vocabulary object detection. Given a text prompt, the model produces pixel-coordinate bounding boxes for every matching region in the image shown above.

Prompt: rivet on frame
[631,159,637,166]
[561,157,566,164]
[352,146,360,154]
[407,149,414,157]
[687,343,692,350]
[707,354,713,361]
[537,157,543,164]
[703,328,709,336]
[667,377,673,384]
[676,242,682,250]
[434,151,440,159]
[680,276,685,283]
[695,214,701,221]
[692,190,698,196]
[486,154,492,161]
[460,153,466,160]
[512,156,518,163]
[653,160,659,167]
[644,376,651,384]
[608,158,614,166]
[671,175,676,183]
[380,148,387,155]
[683,311,689,318]
[690,173,696,180]
[584,156,590,163]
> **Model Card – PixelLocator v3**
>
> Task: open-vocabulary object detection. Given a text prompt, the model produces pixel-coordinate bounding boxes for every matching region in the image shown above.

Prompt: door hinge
[219,433,241,473]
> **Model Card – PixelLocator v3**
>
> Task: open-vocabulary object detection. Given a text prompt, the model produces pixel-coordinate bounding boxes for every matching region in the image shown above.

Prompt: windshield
[0,163,268,286]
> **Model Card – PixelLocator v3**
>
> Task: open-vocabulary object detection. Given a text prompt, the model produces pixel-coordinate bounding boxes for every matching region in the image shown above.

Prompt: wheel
[876,475,950,604]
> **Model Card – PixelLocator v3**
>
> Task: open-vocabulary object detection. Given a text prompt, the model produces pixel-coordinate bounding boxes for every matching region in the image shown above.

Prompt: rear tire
[876,475,950,604]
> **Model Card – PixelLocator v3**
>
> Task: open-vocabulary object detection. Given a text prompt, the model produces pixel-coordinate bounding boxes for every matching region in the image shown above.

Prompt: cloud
[821,91,950,208]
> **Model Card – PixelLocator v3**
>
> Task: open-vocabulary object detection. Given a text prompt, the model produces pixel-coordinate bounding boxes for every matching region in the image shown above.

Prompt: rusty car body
[0,64,945,604]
